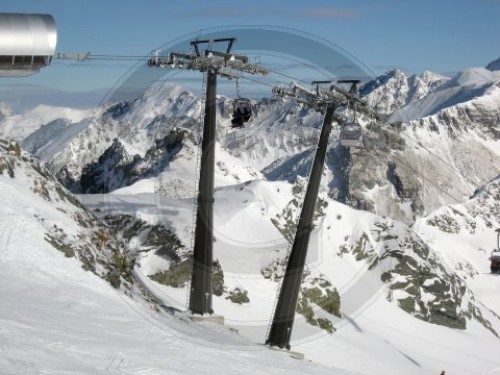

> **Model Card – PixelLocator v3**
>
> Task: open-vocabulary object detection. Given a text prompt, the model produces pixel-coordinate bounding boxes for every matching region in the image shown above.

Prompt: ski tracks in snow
[0,219,15,265]
[0,200,17,251]
[103,357,126,372]
[0,205,37,267]
[0,223,13,250]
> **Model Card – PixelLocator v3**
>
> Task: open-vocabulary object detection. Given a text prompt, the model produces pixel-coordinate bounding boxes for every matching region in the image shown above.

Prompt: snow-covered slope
[415,175,500,278]
[78,170,500,375]
[0,140,350,375]
[1,134,499,374]
[2,60,500,374]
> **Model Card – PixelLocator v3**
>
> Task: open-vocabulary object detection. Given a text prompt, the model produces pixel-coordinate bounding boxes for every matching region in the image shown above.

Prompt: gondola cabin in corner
[490,251,500,274]
[490,228,500,274]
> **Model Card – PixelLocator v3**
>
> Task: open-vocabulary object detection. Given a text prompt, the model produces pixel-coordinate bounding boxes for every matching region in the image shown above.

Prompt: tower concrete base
[268,346,305,360]
[189,314,225,325]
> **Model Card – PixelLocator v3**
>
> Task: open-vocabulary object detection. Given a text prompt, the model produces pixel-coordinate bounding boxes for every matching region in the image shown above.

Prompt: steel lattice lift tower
[267,80,378,349]
[148,38,268,316]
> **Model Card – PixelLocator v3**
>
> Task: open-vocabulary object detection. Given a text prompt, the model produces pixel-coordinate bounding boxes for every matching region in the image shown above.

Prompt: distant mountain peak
[486,57,500,72]
[359,68,448,116]
[445,67,499,88]
[360,69,407,94]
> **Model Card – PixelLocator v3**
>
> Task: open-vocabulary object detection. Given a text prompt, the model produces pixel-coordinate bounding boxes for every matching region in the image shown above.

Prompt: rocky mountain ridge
[2,72,493,227]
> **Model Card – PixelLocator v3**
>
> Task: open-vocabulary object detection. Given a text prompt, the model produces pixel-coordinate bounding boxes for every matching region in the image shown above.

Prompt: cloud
[179,6,361,20]
[179,7,279,18]
[301,7,361,20]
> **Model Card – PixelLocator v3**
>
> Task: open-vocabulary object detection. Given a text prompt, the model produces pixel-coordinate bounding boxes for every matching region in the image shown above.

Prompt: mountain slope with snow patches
[79,170,500,375]
[359,69,449,116]
[0,140,354,375]
[7,69,498,226]
[1,63,500,374]
[389,68,500,123]
[0,104,91,141]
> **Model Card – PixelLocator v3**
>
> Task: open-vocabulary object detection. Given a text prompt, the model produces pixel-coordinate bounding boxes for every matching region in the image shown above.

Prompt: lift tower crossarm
[150,38,268,77]
[148,38,267,316]
[273,81,378,119]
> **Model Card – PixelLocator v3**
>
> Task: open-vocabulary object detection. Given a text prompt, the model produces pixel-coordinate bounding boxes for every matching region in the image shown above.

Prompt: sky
[0,0,499,109]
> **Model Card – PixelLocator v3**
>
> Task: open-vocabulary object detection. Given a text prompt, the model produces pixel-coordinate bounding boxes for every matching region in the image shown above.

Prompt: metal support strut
[266,105,335,349]
[189,69,217,314]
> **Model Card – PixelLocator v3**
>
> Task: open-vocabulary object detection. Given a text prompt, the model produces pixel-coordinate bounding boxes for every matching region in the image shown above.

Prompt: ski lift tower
[148,38,268,318]
[267,80,378,350]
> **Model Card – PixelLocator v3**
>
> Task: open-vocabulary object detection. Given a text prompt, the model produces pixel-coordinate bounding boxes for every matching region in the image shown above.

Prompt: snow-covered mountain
[0,104,91,141]
[0,139,345,374]
[487,57,500,72]
[415,175,500,279]
[0,138,139,289]
[1,65,498,225]
[1,62,500,374]
[389,67,500,122]
[359,69,450,116]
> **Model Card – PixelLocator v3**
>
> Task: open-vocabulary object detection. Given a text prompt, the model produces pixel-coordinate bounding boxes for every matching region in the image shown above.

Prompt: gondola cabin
[0,13,57,77]
[491,251,500,274]
[340,122,363,148]
[231,98,252,128]
[491,228,500,274]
